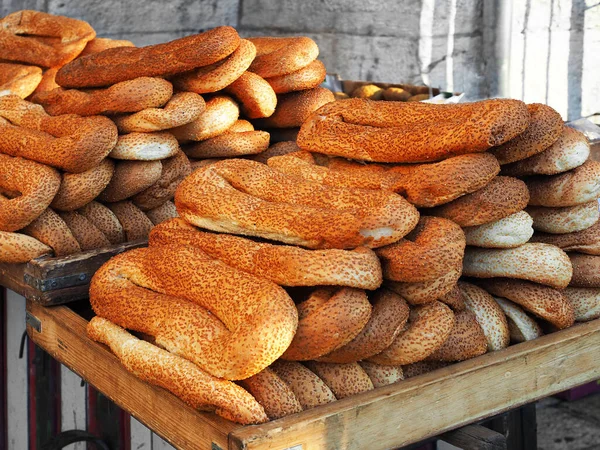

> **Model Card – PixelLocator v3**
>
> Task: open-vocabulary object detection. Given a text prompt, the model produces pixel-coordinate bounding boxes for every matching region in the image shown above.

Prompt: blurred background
[2,0,598,122]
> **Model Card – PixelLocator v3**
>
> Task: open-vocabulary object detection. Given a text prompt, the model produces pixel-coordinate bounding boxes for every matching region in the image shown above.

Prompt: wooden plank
[26,301,237,450]
[6,291,28,450]
[60,366,87,450]
[230,320,600,450]
[441,425,506,450]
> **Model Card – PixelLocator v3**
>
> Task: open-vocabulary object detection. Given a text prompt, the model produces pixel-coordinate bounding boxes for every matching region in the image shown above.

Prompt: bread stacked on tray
[0,10,334,264]
[336,82,438,102]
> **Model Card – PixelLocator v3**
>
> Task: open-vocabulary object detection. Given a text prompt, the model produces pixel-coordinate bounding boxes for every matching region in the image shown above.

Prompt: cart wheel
[41,430,111,450]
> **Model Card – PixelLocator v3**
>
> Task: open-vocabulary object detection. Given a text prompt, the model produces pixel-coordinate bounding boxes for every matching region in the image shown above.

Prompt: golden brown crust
[78,201,125,245]
[0,153,61,231]
[462,211,534,248]
[376,217,465,283]
[281,288,372,361]
[266,60,327,94]
[248,36,319,78]
[250,141,301,164]
[568,253,600,287]
[30,67,60,98]
[0,63,42,98]
[172,39,256,94]
[0,10,95,68]
[463,243,573,289]
[304,361,374,399]
[491,103,564,165]
[51,159,115,211]
[150,218,383,289]
[318,289,410,363]
[79,37,134,57]
[109,131,180,161]
[439,285,467,311]
[90,245,298,380]
[113,92,205,133]
[358,361,404,387]
[527,202,600,235]
[22,208,81,256]
[402,361,449,378]
[34,77,173,116]
[224,71,277,119]
[56,26,240,88]
[175,158,420,249]
[526,160,600,207]
[297,98,530,163]
[429,176,530,227]
[144,201,178,226]
[106,201,153,241]
[426,310,488,361]
[255,87,335,129]
[478,278,575,329]
[493,297,543,343]
[184,131,270,159]
[170,95,239,142]
[368,301,455,365]
[88,317,268,425]
[530,220,600,255]
[0,95,118,173]
[385,263,462,305]
[99,160,163,203]
[0,231,51,263]
[58,211,110,251]
[270,361,336,409]
[132,150,192,211]
[562,287,600,322]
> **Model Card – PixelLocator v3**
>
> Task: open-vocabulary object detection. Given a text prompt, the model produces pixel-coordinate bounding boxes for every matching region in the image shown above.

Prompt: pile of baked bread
[87,86,600,423]
[0,10,330,262]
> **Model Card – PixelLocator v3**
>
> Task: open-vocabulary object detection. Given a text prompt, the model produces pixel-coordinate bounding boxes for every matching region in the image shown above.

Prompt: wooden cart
[26,299,600,450]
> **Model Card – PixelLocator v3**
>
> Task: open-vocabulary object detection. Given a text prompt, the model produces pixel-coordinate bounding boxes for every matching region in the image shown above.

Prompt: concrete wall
[1,0,598,119]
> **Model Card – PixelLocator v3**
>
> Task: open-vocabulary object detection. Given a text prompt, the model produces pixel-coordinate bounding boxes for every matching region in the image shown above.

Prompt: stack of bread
[0,10,334,264]
[85,91,600,424]
[336,82,437,102]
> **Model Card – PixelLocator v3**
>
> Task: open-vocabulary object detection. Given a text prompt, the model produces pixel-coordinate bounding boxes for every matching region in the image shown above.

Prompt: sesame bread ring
[493,297,543,343]
[184,131,270,159]
[385,263,462,305]
[463,243,573,289]
[562,288,600,322]
[34,77,174,116]
[0,95,118,173]
[526,160,600,207]
[402,361,449,378]
[462,211,534,248]
[266,60,327,94]
[439,285,467,311]
[132,150,192,211]
[270,361,336,410]
[224,71,277,119]
[281,288,372,361]
[248,36,319,79]
[79,37,134,57]
[56,26,240,88]
[358,361,404,387]
[90,244,298,380]
[0,231,51,263]
[304,361,374,399]
[22,208,81,256]
[429,177,530,227]
[113,92,205,133]
[491,103,564,164]
[228,119,255,132]
[51,159,115,211]
[527,202,599,234]
[145,201,178,226]
[458,282,510,351]
[107,201,153,241]
[99,160,163,203]
[0,153,61,231]
[150,218,383,289]
[255,87,335,128]
[376,217,465,283]
[426,310,488,362]
[478,279,575,329]
[297,98,530,163]
[109,132,179,161]
[368,301,455,366]
[530,221,600,255]
[171,95,239,142]
[250,141,301,164]
[238,368,303,420]
[0,10,95,68]
[0,63,42,98]
[58,211,110,251]
[501,126,589,176]
[172,39,256,94]
[568,253,600,287]
[175,158,420,249]
[78,201,125,245]
[318,289,410,364]
[30,67,59,98]
[88,317,268,425]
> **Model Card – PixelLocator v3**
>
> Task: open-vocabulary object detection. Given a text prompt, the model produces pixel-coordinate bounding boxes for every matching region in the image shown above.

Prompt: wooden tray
[0,240,145,306]
[26,300,600,450]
